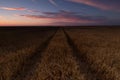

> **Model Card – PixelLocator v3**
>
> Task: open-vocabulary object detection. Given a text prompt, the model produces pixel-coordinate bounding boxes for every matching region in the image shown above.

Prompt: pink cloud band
[18,10,106,25]
[67,0,120,11]
[1,7,26,11]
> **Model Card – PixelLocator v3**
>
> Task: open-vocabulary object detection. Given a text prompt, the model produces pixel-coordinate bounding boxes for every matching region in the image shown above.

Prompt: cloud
[43,10,106,22]
[19,14,47,19]
[49,0,58,7]
[0,7,26,11]
[67,0,120,11]
[32,0,36,2]
[27,9,41,13]
[0,6,41,13]
[18,10,107,25]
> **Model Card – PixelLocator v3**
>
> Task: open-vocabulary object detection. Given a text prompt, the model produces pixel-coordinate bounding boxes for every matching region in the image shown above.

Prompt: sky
[0,0,120,26]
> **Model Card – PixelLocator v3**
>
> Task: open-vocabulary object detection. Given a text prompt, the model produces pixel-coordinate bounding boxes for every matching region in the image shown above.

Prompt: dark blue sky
[0,0,120,26]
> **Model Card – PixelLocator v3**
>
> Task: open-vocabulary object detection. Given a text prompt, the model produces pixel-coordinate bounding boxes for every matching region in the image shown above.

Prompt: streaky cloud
[27,9,41,13]
[67,0,120,11]
[49,0,58,7]
[0,7,26,11]
[19,10,107,25]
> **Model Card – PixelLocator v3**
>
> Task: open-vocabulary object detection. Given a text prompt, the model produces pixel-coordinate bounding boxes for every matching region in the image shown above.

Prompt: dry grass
[0,27,120,80]
[66,28,120,80]
[27,30,85,80]
[0,29,55,80]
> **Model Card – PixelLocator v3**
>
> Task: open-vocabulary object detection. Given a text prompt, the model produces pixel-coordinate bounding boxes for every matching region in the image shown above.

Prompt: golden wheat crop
[0,28,120,80]
[66,28,120,80]
[26,30,85,80]
[0,29,54,80]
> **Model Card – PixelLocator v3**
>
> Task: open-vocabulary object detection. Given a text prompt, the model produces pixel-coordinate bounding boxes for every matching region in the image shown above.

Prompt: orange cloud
[1,7,26,11]
[0,14,53,26]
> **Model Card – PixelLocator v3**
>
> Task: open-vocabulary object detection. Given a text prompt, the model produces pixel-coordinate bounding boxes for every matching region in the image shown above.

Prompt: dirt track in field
[1,28,118,80]
[63,29,118,80]
[11,30,57,80]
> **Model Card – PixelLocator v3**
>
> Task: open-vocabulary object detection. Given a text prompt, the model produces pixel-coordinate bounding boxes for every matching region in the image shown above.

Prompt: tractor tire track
[11,30,58,80]
[63,29,118,80]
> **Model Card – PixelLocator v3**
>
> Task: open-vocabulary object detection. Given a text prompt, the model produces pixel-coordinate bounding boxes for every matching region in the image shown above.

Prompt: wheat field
[0,27,120,80]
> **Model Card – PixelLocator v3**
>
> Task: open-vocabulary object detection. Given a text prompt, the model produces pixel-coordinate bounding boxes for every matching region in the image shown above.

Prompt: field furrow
[11,30,57,80]
[0,27,120,80]
[63,29,97,80]
[26,29,85,80]
[65,29,120,80]
[0,30,56,80]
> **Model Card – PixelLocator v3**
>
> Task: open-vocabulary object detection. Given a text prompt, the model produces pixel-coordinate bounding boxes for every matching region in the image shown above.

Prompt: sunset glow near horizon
[0,0,120,26]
